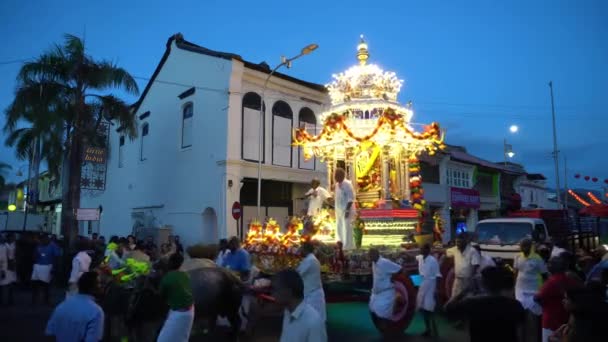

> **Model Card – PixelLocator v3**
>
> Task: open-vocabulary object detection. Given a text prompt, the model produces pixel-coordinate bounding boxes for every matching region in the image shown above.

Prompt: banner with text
[450,187,481,209]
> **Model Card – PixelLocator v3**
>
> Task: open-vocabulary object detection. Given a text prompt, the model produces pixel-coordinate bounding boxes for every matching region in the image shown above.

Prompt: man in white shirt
[369,248,403,325]
[446,233,480,297]
[215,238,229,265]
[273,269,327,342]
[416,243,441,338]
[303,178,331,216]
[68,242,92,294]
[550,238,567,259]
[334,168,356,250]
[296,242,326,321]
[472,244,495,275]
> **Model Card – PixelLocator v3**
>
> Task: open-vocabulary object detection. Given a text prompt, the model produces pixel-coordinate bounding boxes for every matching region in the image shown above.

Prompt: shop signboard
[450,187,481,209]
[75,208,100,221]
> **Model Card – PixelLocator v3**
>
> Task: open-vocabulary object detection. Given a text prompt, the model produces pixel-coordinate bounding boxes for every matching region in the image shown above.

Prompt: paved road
[0,287,468,341]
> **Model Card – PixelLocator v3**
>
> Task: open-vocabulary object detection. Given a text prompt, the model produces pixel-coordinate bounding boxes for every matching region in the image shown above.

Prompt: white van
[473,218,549,261]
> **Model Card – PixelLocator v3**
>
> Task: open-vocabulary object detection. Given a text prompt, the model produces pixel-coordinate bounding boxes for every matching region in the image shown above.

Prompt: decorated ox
[188,266,245,339]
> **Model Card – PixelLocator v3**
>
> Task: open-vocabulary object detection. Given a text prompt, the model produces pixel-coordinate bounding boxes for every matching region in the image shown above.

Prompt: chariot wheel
[370,273,417,336]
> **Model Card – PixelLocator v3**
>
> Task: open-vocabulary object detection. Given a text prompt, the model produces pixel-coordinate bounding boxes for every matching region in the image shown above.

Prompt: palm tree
[4,34,139,242]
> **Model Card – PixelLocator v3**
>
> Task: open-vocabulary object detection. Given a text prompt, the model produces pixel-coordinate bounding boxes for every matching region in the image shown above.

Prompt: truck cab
[473,218,549,261]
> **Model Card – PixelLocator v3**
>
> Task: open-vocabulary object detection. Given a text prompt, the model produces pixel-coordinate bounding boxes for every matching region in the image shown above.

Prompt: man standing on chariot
[302,178,331,217]
[334,168,356,250]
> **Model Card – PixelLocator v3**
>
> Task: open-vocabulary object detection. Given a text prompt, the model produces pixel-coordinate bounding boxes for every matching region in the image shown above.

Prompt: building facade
[80,34,328,245]
[514,173,548,209]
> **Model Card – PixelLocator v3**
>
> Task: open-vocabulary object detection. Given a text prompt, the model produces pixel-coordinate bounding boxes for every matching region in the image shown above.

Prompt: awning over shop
[579,204,608,218]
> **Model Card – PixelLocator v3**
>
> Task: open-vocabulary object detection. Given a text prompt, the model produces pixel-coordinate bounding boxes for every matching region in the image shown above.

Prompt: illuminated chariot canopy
[293,36,446,161]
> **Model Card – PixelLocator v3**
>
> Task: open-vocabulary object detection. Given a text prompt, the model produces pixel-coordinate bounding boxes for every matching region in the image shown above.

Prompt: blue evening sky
[0,0,606,190]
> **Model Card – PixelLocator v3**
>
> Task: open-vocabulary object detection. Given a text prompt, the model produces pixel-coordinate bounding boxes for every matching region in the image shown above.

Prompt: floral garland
[409,157,427,233]
[432,211,445,242]
[293,108,444,148]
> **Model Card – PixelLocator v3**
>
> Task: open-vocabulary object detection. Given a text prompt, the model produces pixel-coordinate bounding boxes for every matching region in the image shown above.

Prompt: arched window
[140,123,149,161]
[298,107,316,170]
[241,92,265,162]
[118,135,125,168]
[181,103,193,148]
[272,101,293,167]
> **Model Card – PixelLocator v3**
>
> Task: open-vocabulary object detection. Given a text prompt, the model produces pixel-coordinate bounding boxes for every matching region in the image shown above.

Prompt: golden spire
[357,34,369,65]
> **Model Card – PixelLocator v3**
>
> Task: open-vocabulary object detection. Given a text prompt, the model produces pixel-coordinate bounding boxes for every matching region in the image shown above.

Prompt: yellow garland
[293,108,444,146]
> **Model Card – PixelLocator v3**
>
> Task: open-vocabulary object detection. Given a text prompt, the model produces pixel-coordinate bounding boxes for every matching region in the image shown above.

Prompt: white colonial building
[514,173,548,209]
[81,33,328,245]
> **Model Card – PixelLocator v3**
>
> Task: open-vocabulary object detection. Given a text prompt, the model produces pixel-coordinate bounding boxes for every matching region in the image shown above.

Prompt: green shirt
[160,270,194,310]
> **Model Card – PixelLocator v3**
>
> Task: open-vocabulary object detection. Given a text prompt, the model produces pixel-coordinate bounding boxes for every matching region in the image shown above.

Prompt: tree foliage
[3,34,140,179]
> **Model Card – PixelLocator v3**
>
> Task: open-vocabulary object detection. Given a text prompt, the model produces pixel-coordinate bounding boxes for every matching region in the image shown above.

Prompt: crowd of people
[414,233,608,342]
[2,227,608,342]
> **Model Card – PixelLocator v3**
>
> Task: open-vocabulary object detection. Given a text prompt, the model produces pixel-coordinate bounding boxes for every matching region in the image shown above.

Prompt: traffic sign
[232,202,242,220]
[75,208,100,221]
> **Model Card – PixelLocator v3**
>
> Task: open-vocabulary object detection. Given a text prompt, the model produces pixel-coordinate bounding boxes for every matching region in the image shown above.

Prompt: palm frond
[89,94,138,139]
[86,61,140,95]
[63,34,85,60]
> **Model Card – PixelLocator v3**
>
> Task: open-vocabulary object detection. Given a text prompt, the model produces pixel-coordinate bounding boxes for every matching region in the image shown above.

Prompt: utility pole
[563,156,568,209]
[549,81,562,209]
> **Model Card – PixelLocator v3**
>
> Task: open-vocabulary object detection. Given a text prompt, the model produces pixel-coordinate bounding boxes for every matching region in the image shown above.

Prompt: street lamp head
[509,125,519,133]
[507,151,515,158]
[301,44,318,55]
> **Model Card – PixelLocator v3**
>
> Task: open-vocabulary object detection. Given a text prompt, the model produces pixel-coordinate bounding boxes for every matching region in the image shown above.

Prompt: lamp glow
[507,151,515,158]
[8,204,16,211]
[509,125,519,133]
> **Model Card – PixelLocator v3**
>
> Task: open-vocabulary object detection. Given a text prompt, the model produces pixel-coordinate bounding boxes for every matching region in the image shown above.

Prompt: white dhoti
[515,288,542,316]
[304,287,327,322]
[31,264,53,283]
[157,308,195,342]
[369,288,396,320]
[451,277,470,298]
[416,278,437,312]
[335,210,354,250]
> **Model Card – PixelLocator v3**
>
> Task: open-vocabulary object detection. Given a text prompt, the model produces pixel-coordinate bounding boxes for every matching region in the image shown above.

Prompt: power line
[0,58,32,66]
[4,59,605,120]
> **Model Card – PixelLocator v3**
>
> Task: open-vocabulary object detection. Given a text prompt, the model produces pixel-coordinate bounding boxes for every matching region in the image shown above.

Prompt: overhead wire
[2,58,605,121]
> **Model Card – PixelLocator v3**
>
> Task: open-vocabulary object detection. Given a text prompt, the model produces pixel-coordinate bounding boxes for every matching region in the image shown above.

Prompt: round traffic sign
[232,201,242,220]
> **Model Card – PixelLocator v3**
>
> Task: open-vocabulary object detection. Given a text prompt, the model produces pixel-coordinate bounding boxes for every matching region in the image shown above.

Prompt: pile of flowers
[244,218,301,256]
[301,209,336,244]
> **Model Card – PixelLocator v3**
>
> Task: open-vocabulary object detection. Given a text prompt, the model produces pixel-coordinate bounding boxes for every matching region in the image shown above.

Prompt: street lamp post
[256,43,318,219]
[503,139,515,164]
[503,125,517,164]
